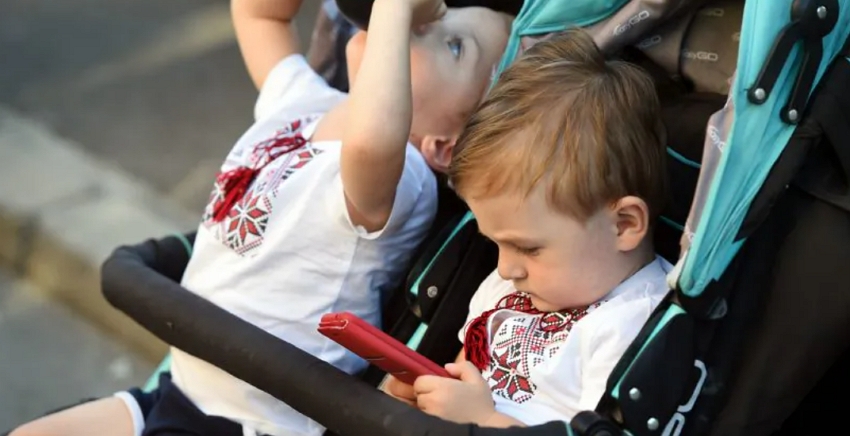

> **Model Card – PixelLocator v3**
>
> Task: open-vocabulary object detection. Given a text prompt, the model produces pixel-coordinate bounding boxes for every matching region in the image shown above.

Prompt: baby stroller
[86,0,850,435]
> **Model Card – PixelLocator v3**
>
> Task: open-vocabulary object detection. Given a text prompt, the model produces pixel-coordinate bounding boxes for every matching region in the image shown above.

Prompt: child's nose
[497,254,526,281]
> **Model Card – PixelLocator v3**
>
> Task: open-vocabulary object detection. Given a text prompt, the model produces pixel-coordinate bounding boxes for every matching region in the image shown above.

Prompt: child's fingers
[383,383,417,407]
[444,362,464,378]
[413,374,444,394]
[415,391,435,414]
[384,376,416,401]
[448,361,484,383]
[415,390,449,416]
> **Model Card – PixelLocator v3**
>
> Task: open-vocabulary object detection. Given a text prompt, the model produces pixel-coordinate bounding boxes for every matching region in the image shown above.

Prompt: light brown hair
[449,29,668,222]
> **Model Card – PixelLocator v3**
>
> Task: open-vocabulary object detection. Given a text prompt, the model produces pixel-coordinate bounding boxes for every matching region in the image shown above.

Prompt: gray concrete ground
[0,0,324,428]
[0,0,321,214]
[0,270,155,431]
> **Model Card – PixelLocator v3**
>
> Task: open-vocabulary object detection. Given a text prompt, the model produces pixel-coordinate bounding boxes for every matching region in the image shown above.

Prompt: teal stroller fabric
[494,0,713,77]
[494,0,629,75]
[674,0,850,297]
[494,0,850,300]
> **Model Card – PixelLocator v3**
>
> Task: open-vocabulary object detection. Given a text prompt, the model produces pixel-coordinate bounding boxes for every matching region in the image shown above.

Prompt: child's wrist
[471,400,498,427]
[478,410,524,428]
[477,410,499,427]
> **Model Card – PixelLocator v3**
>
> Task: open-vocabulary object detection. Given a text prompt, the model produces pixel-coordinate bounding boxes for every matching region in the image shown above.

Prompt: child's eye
[515,246,540,256]
[448,37,463,59]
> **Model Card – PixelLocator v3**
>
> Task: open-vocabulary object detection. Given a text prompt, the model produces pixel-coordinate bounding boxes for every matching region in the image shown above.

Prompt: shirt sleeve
[576,297,659,411]
[511,295,659,427]
[254,54,346,121]
[326,145,437,240]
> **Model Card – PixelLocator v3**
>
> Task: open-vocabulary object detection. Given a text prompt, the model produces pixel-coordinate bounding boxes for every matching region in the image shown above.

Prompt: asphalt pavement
[0,270,155,431]
[1,0,322,214]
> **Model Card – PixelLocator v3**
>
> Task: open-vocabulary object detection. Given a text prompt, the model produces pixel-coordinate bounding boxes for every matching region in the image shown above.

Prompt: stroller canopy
[675,0,849,299]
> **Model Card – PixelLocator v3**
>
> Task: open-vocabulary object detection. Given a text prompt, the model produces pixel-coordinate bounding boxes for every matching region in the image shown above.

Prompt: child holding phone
[385,29,672,427]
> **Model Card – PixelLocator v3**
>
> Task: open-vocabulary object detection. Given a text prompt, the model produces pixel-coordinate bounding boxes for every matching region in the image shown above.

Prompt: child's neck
[619,242,656,284]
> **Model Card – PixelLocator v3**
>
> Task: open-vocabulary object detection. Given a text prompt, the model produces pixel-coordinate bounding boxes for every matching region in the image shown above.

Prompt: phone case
[318,312,450,384]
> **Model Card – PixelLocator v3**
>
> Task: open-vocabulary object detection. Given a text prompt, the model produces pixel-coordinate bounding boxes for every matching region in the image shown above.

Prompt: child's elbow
[345,197,392,233]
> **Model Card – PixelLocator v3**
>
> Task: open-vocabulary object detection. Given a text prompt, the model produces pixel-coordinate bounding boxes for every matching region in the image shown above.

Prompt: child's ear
[420,134,458,173]
[612,196,650,252]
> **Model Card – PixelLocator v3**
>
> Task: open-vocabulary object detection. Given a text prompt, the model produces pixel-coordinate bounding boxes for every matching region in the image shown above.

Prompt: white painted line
[73,3,235,91]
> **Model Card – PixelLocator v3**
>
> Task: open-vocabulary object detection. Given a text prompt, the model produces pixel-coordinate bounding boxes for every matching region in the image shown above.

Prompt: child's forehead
[469,185,564,230]
[471,192,593,250]
[443,7,513,40]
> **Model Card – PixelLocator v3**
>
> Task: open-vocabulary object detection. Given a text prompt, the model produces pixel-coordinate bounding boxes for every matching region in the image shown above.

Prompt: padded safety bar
[100,243,572,436]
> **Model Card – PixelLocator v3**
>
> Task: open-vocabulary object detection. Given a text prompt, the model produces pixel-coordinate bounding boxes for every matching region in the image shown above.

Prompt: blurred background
[0,0,350,429]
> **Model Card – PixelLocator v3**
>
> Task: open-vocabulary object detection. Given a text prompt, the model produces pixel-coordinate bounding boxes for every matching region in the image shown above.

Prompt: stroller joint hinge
[747,0,839,124]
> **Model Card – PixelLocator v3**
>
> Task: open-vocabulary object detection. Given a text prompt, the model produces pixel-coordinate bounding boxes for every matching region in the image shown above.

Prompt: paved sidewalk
[0,271,155,431]
[1,0,322,214]
[0,105,197,361]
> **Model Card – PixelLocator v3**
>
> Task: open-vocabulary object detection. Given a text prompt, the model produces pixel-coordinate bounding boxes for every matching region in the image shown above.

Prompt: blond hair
[449,29,667,221]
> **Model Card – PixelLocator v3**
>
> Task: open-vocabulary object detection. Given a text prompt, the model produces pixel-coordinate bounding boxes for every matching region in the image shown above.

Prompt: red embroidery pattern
[221,190,272,256]
[482,297,602,404]
[277,150,319,196]
[203,117,322,256]
[465,293,590,371]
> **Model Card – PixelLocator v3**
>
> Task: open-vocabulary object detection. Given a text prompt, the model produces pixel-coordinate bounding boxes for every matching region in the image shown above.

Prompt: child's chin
[528,295,556,312]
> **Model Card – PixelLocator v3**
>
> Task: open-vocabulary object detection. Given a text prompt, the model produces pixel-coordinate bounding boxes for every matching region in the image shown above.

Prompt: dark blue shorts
[123,372,258,436]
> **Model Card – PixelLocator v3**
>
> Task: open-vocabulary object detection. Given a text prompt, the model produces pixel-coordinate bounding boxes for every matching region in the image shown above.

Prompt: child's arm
[341,0,446,232]
[231,0,303,89]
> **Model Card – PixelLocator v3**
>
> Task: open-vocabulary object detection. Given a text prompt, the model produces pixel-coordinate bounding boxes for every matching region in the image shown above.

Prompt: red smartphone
[318,312,451,385]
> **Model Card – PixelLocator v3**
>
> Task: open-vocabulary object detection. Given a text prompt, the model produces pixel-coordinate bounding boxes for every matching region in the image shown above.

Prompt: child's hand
[382,375,417,406]
[404,0,448,26]
[413,361,496,425]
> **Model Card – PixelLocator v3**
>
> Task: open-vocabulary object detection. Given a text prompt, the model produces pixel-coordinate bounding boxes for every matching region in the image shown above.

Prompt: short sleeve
[254,54,346,121]
[576,297,658,411]
[457,270,514,343]
[327,145,437,240]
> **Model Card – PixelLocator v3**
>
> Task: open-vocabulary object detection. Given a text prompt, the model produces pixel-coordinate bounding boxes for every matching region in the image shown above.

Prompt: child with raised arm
[11,1,512,436]
[385,29,672,427]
